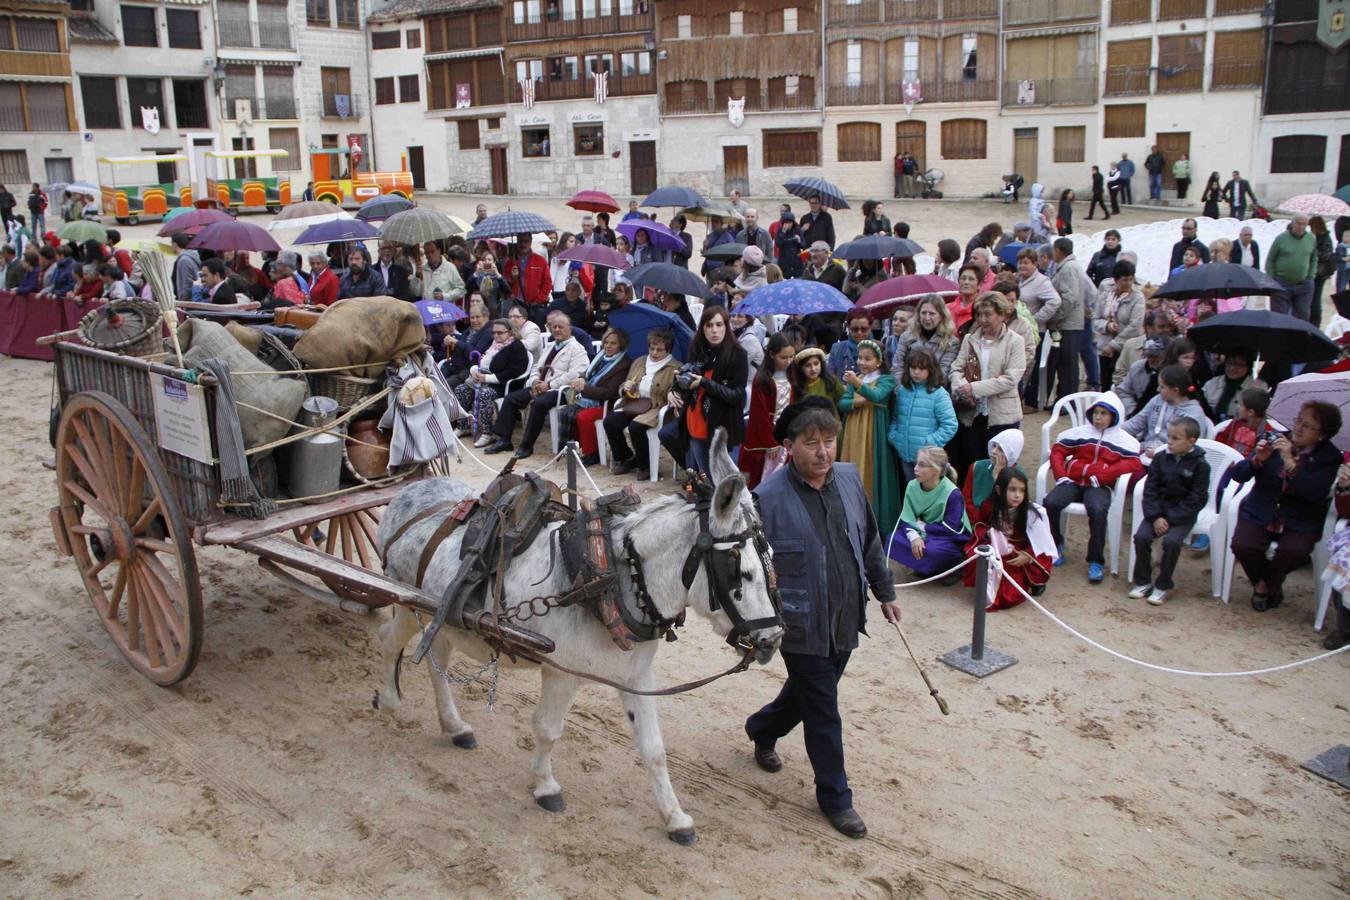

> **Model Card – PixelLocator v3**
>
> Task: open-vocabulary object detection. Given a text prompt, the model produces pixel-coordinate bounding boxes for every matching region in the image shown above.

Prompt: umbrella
[557,244,631,270]
[57,219,107,243]
[566,190,619,214]
[1269,372,1350,452]
[162,206,197,223]
[996,241,1034,268]
[267,201,349,232]
[731,280,852,317]
[379,207,462,245]
[1335,185,1350,204]
[857,274,960,315]
[617,219,685,252]
[834,235,922,260]
[187,220,281,253]
[677,204,742,224]
[641,186,705,209]
[355,194,415,221]
[1186,309,1339,364]
[66,181,100,198]
[702,242,749,263]
[414,299,467,326]
[607,303,695,361]
[1151,262,1286,300]
[783,176,849,210]
[466,209,557,241]
[625,262,712,299]
[446,214,474,233]
[1276,194,1350,218]
[294,218,381,245]
[157,207,231,236]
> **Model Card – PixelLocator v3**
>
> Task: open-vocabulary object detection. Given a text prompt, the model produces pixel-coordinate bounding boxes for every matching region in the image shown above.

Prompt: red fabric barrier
[0,291,61,361]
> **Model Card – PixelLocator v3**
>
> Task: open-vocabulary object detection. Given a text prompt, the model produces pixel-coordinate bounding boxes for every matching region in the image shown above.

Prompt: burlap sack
[178,318,308,450]
[293,296,425,378]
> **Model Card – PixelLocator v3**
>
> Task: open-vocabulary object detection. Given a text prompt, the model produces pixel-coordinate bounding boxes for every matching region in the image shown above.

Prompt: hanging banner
[1319,0,1349,50]
[901,80,922,115]
[592,70,608,105]
[346,134,364,170]
[518,78,535,110]
[455,83,471,109]
[1017,80,1036,105]
[140,105,161,134]
[727,97,745,128]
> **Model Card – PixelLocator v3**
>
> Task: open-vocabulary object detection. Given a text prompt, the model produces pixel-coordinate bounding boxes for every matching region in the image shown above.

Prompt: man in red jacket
[306,249,340,306]
[502,232,550,324]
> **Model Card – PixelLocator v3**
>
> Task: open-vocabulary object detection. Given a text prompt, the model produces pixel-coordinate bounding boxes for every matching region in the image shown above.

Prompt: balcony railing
[257,6,292,49]
[766,91,818,110]
[1214,0,1265,13]
[1157,0,1204,17]
[217,2,253,46]
[505,10,652,41]
[319,92,362,118]
[828,0,881,22]
[1001,75,1098,106]
[511,72,655,103]
[176,104,210,128]
[882,79,996,102]
[261,96,296,118]
[1104,64,1150,94]
[663,92,709,114]
[886,0,938,19]
[1210,58,1263,88]
[1004,0,1099,24]
[1154,63,1202,92]
[943,0,998,16]
[828,83,882,105]
[1109,0,1151,23]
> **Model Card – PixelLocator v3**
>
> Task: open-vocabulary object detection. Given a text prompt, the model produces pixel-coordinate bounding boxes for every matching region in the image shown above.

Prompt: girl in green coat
[839,339,902,534]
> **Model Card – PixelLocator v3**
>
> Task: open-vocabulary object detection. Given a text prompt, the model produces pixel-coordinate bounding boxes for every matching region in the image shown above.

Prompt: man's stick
[890,621,949,715]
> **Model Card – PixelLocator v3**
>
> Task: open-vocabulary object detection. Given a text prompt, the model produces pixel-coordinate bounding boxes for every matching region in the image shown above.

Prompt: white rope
[992,555,1350,677]
[532,447,570,475]
[564,444,604,495]
[450,428,502,475]
[891,553,978,590]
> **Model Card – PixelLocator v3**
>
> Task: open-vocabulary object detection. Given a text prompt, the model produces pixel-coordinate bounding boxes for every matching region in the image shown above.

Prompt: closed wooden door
[407,146,425,190]
[723,145,748,195]
[1339,135,1350,192]
[895,120,926,170]
[489,146,508,195]
[1157,131,1189,191]
[630,140,656,194]
[1013,127,1038,184]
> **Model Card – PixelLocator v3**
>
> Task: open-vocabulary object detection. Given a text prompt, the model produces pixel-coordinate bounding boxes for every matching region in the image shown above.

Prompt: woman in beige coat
[602,327,680,476]
[948,292,1028,483]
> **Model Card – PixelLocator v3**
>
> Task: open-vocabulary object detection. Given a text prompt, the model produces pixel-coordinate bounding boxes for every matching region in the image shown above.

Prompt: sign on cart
[150,373,213,464]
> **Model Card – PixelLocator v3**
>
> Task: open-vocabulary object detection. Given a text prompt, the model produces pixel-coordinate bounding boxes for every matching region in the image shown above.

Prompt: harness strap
[414,498,477,588]
[379,500,461,566]
[524,646,755,696]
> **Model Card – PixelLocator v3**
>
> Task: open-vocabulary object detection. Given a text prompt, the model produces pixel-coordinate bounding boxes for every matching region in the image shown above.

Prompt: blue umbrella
[608,303,695,361]
[355,194,415,221]
[295,218,380,245]
[834,235,922,260]
[617,219,685,252]
[783,176,849,210]
[996,241,1033,268]
[731,280,852,317]
[414,299,466,325]
[625,262,713,299]
[465,209,557,241]
[641,186,705,209]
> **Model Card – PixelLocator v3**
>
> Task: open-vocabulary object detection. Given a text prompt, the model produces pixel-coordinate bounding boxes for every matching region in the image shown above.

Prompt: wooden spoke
[124,457,146,521]
[64,440,114,504]
[136,556,188,653]
[135,537,176,554]
[82,554,114,581]
[62,479,113,524]
[131,497,162,536]
[339,516,355,565]
[106,565,128,620]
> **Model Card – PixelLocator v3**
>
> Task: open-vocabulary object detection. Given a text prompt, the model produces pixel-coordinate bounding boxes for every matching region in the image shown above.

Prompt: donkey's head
[680,429,783,664]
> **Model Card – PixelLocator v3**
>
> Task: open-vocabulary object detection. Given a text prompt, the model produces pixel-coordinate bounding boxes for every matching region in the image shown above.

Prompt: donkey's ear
[709,427,737,485]
[712,472,746,520]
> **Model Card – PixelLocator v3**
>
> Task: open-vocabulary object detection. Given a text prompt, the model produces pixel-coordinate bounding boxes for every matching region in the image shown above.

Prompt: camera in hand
[674,362,703,395]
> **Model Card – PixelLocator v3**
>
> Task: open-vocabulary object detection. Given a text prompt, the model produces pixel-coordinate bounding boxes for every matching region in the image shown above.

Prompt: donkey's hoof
[668,828,698,846]
[451,732,478,750]
[535,793,566,813]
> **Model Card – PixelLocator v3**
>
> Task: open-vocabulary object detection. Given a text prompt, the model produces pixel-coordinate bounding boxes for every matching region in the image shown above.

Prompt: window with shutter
[1054,126,1086,163]
[1103,103,1146,137]
[1270,135,1326,173]
[1156,34,1204,92]
[1211,30,1264,88]
[1105,38,1151,95]
[406,28,420,47]
[940,118,985,159]
[0,150,29,184]
[81,76,121,129]
[837,122,881,161]
[269,128,301,170]
[458,119,482,150]
[763,130,819,167]
[375,77,395,105]
[371,30,400,49]
[399,75,420,103]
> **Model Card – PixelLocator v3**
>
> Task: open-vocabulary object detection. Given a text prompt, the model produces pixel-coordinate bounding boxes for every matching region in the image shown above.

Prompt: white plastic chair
[1219,479,1328,606]
[687,300,704,323]
[647,404,679,482]
[1127,439,1243,597]
[1039,390,1103,466]
[1036,459,1131,576]
[1312,513,1345,630]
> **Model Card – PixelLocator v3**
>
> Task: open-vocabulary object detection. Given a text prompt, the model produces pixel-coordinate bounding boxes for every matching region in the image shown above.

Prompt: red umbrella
[557,244,631,269]
[156,208,231,237]
[566,190,620,214]
[858,274,959,316]
[187,220,281,253]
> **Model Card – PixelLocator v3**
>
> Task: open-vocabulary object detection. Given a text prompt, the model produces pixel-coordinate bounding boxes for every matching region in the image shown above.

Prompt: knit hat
[793,346,826,366]
[741,245,764,267]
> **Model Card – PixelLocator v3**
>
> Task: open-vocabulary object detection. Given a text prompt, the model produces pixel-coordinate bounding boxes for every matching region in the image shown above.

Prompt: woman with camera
[659,306,750,475]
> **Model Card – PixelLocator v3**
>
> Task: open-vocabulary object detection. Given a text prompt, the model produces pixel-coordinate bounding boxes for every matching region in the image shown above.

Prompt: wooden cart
[48,339,551,686]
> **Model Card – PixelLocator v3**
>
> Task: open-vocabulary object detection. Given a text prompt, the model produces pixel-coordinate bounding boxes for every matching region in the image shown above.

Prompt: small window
[406,28,421,47]
[375,77,396,105]
[334,0,358,27]
[620,51,651,76]
[837,122,881,162]
[513,0,540,23]
[399,75,419,102]
[269,127,301,170]
[1054,126,1086,163]
[585,53,612,75]
[846,40,862,87]
[575,123,604,155]
[486,117,501,129]
[522,126,551,157]
[0,150,29,184]
[306,0,330,26]
[458,118,481,150]
[516,59,542,82]
[166,9,201,48]
[903,38,919,81]
[1103,103,1146,138]
[677,13,691,37]
[549,55,580,81]
[728,10,743,35]
[371,30,400,49]
[81,76,122,129]
[783,7,797,30]
[1270,135,1327,173]
[121,5,158,46]
[961,33,978,80]
[940,118,986,159]
[763,129,819,167]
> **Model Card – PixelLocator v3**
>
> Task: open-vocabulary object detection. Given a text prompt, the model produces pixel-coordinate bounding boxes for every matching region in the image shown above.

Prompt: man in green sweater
[1265,213,1318,322]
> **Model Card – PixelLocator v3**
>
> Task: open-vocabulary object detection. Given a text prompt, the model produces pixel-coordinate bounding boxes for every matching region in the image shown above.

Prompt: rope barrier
[564,444,604,495]
[890,554,978,591]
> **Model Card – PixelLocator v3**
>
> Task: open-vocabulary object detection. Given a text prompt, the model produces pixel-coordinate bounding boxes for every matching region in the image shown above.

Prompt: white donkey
[374,431,783,844]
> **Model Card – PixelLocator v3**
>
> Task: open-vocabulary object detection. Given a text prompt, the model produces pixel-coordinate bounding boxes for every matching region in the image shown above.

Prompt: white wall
[657,110,824,199]
[1255,113,1347,201]
[367,19,425,179]
[506,96,659,197]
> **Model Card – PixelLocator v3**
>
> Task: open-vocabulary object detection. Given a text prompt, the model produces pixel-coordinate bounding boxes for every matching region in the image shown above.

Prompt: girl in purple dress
[889,445,972,582]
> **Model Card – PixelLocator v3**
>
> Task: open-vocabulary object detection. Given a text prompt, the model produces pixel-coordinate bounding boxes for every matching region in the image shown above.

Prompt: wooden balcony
[1214,0,1265,13]
[886,0,938,19]
[1004,0,1099,24]
[943,0,997,16]
[1104,64,1150,95]
[827,82,882,105]
[662,92,709,114]
[1157,0,1204,18]
[512,71,655,103]
[1001,75,1098,106]
[0,49,71,78]
[1210,58,1263,88]
[1154,63,1202,92]
[506,10,652,41]
[1109,0,1151,23]
[828,0,882,22]
[882,79,996,102]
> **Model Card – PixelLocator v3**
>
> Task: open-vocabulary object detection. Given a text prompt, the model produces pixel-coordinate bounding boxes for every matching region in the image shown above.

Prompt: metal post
[566,440,579,510]
[939,544,1017,678]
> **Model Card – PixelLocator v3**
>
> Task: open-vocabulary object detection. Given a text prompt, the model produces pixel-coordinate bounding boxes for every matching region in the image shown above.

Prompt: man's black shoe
[483,440,512,455]
[1322,630,1348,651]
[753,745,782,773]
[513,445,534,459]
[827,808,868,838]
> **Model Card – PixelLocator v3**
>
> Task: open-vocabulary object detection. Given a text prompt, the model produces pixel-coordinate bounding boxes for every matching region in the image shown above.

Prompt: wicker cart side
[54,341,223,526]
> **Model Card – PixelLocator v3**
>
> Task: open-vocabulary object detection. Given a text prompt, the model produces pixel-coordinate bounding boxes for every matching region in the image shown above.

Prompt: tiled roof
[67,14,118,43]
[368,0,499,22]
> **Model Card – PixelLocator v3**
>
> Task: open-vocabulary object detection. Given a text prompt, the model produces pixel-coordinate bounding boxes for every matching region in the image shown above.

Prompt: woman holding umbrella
[659,305,749,475]
[630,227,667,266]
[1230,399,1341,611]
[468,250,511,316]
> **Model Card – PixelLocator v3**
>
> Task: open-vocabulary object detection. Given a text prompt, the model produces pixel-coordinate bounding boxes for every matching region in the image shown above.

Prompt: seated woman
[552,327,630,466]
[1200,348,1260,423]
[963,466,1055,608]
[506,302,543,359]
[605,328,678,477]
[889,445,972,580]
[1230,399,1341,611]
[962,429,1025,525]
[451,317,531,446]
[439,300,492,389]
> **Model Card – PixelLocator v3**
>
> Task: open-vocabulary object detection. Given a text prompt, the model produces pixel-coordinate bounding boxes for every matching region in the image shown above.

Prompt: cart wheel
[293,508,383,572]
[55,392,203,685]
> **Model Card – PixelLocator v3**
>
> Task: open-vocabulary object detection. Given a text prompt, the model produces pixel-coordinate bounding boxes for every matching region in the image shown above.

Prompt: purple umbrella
[157,207,231,237]
[557,244,631,270]
[414,299,467,325]
[294,218,380,245]
[617,220,685,252]
[187,220,280,253]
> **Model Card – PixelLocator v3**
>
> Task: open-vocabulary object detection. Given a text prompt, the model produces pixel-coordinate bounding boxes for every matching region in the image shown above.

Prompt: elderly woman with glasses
[1230,399,1342,612]
[451,317,532,446]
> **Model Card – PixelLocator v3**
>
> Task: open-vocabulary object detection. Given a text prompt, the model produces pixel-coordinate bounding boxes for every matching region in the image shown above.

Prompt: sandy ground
[2,196,1348,898]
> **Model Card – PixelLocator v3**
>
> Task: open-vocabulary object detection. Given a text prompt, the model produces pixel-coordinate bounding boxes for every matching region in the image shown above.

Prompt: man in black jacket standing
[1086,165,1110,220]
[799,196,835,249]
[1168,219,1210,270]
[1223,171,1255,221]
[1145,146,1166,201]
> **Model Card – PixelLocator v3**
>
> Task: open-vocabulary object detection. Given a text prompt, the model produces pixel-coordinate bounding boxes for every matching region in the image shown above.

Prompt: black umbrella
[1187,309,1339,364]
[1152,262,1286,300]
[641,186,706,209]
[1331,289,1350,320]
[702,242,748,261]
[833,235,923,260]
[783,176,849,210]
[626,262,713,299]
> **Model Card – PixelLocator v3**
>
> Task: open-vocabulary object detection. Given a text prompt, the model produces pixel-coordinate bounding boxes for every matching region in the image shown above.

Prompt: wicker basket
[77,299,163,358]
[309,372,382,411]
